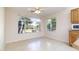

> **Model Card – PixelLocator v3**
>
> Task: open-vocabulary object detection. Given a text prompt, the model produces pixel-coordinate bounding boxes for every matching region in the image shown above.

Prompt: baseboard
[6,36,44,44]
[45,36,68,44]
[6,36,69,45]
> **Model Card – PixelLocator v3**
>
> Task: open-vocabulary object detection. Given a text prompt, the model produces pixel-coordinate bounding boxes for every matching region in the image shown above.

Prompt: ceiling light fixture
[29,7,43,14]
[34,9,41,14]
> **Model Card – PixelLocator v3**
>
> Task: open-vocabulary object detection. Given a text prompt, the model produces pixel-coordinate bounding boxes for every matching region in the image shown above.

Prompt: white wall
[5,8,45,43]
[45,8,75,43]
[5,7,76,43]
[0,8,5,50]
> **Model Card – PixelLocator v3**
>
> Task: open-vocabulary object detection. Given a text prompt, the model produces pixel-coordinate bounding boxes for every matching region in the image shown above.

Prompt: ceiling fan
[28,7,43,14]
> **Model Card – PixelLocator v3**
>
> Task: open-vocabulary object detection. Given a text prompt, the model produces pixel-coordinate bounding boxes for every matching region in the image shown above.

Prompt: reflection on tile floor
[5,38,77,51]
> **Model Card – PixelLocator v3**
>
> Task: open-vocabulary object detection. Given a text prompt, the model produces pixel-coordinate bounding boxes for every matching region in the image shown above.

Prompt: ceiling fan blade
[27,7,44,14]
[30,10,35,12]
[27,8,35,11]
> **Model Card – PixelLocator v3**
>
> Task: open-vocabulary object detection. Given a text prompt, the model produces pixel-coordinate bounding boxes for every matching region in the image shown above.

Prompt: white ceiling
[6,7,68,18]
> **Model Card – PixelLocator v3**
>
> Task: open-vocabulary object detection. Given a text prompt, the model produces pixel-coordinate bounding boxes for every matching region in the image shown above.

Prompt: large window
[18,16,40,34]
[47,18,56,31]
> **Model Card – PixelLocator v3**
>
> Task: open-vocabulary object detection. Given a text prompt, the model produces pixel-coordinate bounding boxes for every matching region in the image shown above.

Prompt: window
[18,16,40,34]
[47,18,56,31]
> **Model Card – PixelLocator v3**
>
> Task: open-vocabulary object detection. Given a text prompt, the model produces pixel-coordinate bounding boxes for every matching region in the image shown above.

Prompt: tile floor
[5,38,77,51]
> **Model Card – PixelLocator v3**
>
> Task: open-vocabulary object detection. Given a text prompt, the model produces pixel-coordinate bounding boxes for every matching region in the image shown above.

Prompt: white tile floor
[5,38,78,51]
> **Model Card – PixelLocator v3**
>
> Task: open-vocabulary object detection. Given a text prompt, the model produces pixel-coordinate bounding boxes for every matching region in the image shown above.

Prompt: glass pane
[18,17,40,34]
[47,18,56,31]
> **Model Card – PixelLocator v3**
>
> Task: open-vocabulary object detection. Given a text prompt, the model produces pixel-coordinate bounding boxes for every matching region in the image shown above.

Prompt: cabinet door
[77,8,79,23]
[69,31,79,46]
[69,32,75,45]
[71,9,78,23]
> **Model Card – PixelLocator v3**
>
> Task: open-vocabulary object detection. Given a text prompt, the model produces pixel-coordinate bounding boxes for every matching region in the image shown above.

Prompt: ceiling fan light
[34,10,41,14]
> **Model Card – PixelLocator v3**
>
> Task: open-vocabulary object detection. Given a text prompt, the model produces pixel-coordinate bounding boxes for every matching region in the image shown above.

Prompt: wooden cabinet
[71,8,79,23]
[69,8,79,46]
[69,31,79,46]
